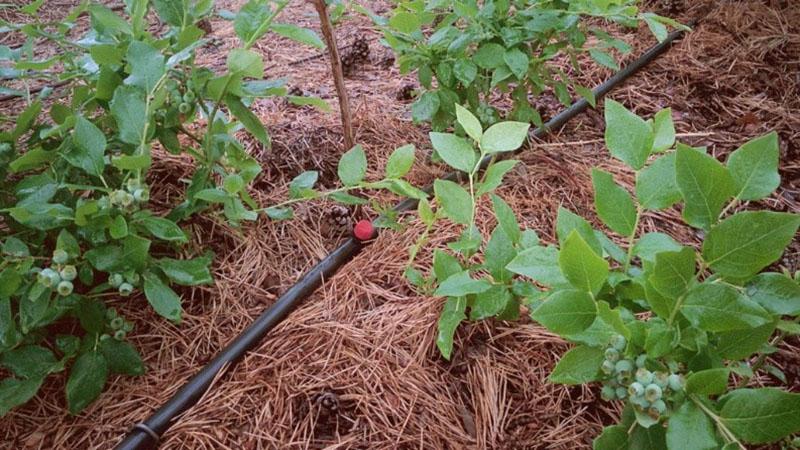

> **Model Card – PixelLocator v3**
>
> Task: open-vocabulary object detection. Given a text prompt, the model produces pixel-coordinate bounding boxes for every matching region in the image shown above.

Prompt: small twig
[310,0,354,151]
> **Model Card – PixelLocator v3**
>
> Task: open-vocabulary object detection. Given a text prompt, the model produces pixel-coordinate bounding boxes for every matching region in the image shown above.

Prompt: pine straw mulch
[1,0,799,448]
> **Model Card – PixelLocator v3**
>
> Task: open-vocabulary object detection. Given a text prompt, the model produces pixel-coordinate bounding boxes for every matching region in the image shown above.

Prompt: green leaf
[666,401,719,450]
[289,171,318,199]
[338,145,367,186]
[433,179,473,225]
[555,207,603,256]
[473,43,506,69]
[151,0,186,27]
[686,368,730,395]
[139,216,188,242]
[1,345,59,379]
[110,85,147,145]
[411,91,440,122]
[480,121,530,153]
[575,84,596,108]
[727,132,780,201]
[225,95,270,147]
[99,339,144,375]
[591,169,637,236]
[651,108,675,152]
[643,13,669,42]
[122,235,150,271]
[111,153,151,171]
[67,116,106,177]
[66,352,107,415]
[437,297,466,360]
[593,425,629,450]
[265,206,292,220]
[532,290,596,335]
[195,188,229,203]
[490,193,521,244]
[287,95,331,112]
[549,345,604,385]
[506,246,568,287]
[717,322,777,360]
[633,232,683,266]
[157,256,213,286]
[681,283,771,332]
[233,0,270,43]
[227,48,264,78]
[648,247,695,300]
[470,285,512,320]
[636,152,681,210]
[389,11,421,33]
[223,174,245,194]
[589,48,619,70]
[0,377,43,416]
[89,4,131,37]
[559,231,609,296]
[385,144,415,179]
[453,59,477,85]
[433,250,462,282]
[430,132,476,172]
[271,23,324,49]
[455,104,482,142]
[503,47,529,79]
[477,160,518,196]
[720,388,800,444]
[143,273,182,323]
[675,145,735,229]
[124,41,165,93]
[604,99,653,170]
[745,273,800,316]
[109,215,128,239]
[484,226,515,282]
[702,211,800,280]
[434,271,491,297]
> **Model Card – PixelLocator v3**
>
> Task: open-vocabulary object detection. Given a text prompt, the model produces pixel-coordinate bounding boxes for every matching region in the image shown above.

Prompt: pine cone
[341,36,370,76]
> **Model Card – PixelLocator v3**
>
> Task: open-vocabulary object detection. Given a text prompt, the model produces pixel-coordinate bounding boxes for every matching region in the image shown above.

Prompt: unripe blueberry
[111,189,127,205]
[126,178,140,193]
[604,347,620,362]
[133,188,149,202]
[57,280,73,296]
[610,334,626,351]
[110,317,124,330]
[60,265,77,281]
[635,368,654,385]
[600,385,616,401]
[644,384,663,402]
[52,249,68,264]
[119,282,134,296]
[629,395,649,410]
[100,333,111,341]
[615,359,633,377]
[648,399,667,419]
[126,272,140,285]
[106,307,118,320]
[667,373,684,391]
[178,102,190,114]
[628,382,645,397]
[98,196,111,210]
[114,330,126,341]
[38,268,56,286]
[635,354,647,368]
[120,192,135,207]
[122,320,133,332]
[601,360,615,375]
[183,91,195,102]
[653,371,669,389]
[615,387,628,399]
[109,273,124,288]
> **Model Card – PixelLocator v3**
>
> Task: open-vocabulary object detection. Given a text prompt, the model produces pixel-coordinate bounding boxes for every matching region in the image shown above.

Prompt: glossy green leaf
[337,145,367,186]
[430,132,476,172]
[455,104,482,142]
[477,160,518,196]
[437,297,466,360]
[702,211,800,280]
[434,271,491,297]
[433,179,472,225]
[271,23,324,49]
[157,256,213,286]
[720,388,800,444]
[636,152,681,210]
[651,108,675,152]
[385,144,415,179]
[506,246,567,287]
[66,352,107,415]
[480,121,530,153]
[745,273,800,316]
[559,231,609,296]
[675,145,735,229]
[686,368,730,395]
[143,273,182,323]
[727,132,780,201]
[549,345,604,385]
[592,168,637,236]
[681,283,771,332]
[666,401,719,450]
[532,289,596,335]
[604,99,653,170]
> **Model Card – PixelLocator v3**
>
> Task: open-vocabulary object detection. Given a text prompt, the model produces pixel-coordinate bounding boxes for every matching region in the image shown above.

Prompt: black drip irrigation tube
[115,26,690,450]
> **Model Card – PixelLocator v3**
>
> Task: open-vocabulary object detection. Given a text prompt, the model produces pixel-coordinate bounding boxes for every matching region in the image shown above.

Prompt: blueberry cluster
[108,271,140,297]
[99,179,150,213]
[100,307,134,342]
[35,249,77,296]
[599,334,685,420]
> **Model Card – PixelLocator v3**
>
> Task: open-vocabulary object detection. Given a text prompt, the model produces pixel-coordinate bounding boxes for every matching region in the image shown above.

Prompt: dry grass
[1,0,799,448]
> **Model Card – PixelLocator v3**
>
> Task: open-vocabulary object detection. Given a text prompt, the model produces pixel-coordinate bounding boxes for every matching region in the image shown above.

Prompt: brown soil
[1,0,799,449]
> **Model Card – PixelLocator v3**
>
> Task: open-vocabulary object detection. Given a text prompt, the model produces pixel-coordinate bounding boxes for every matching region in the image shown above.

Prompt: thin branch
[310,0,354,151]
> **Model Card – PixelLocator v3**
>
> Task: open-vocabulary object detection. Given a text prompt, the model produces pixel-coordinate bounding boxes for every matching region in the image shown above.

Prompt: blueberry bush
[369,0,686,129]
[0,0,326,415]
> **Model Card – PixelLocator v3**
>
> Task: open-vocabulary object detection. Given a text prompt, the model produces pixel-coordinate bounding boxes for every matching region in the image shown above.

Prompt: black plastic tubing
[115,25,690,450]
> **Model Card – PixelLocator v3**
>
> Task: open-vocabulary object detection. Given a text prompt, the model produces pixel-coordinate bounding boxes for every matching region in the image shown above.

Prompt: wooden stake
[310,0,354,151]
